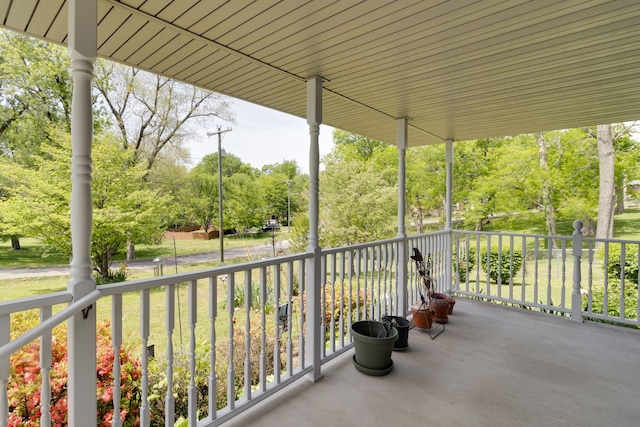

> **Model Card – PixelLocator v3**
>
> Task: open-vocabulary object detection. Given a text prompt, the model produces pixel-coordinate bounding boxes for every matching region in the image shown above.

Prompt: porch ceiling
[3,1,640,147]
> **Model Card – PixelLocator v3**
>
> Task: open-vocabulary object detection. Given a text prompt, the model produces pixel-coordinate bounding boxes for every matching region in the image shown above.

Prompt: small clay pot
[430,293,450,323]
[448,296,456,315]
[411,304,433,329]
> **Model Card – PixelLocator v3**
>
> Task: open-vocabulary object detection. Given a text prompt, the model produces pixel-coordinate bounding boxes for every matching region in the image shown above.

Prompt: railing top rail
[321,236,403,255]
[0,291,73,316]
[99,252,312,297]
[408,229,449,239]
[451,229,573,241]
[583,236,640,246]
[0,289,102,360]
[451,229,640,246]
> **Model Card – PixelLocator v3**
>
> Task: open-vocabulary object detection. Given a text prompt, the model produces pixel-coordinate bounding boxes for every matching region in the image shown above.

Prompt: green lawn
[478,207,640,239]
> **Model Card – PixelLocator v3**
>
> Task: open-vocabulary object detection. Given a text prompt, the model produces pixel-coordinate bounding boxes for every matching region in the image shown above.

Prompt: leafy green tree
[187,152,267,233]
[185,168,219,233]
[0,30,79,250]
[406,144,447,232]
[144,160,193,229]
[261,160,299,179]
[259,160,307,227]
[320,158,396,247]
[0,30,73,163]
[225,173,266,232]
[0,129,168,277]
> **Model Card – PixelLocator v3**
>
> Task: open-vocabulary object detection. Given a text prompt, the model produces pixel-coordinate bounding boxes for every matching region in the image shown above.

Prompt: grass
[0,237,70,267]
[472,207,640,239]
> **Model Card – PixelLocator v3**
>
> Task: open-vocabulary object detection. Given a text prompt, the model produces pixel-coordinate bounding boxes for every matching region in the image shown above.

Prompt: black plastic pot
[382,316,410,350]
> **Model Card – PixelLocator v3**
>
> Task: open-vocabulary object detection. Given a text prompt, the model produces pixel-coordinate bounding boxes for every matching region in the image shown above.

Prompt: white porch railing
[451,221,640,327]
[2,225,639,425]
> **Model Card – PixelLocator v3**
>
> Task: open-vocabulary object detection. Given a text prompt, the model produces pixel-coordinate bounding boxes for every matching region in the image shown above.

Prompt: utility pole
[207,125,232,262]
[285,179,293,233]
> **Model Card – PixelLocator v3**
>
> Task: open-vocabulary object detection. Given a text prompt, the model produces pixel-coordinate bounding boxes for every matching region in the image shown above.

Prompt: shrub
[219,282,275,314]
[95,263,129,285]
[147,323,277,424]
[589,284,638,320]
[453,247,476,282]
[479,248,523,284]
[601,244,639,287]
[8,313,141,426]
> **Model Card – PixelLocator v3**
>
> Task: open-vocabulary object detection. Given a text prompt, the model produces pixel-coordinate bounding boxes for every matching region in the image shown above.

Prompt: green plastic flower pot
[351,320,398,376]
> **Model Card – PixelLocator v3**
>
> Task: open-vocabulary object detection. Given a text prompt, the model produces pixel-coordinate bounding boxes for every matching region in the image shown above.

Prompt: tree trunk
[127,241,136,261]
[413,200,424,234]
[536,133,558,249]
[10,235,21,250]
[615,175,625,214]
[100,251,109,278]
[596,124,615,241]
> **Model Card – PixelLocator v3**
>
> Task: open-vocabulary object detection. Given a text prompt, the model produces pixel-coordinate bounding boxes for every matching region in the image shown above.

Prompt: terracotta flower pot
[447,296,456,315]
[430,293,450,323]
[411,304,433,329]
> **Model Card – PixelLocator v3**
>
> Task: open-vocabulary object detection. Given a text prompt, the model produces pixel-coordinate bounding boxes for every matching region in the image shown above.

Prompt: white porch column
[306,76,323,381]
[444,140,454,293]
[396,118,409,316]
[67,0,97,425]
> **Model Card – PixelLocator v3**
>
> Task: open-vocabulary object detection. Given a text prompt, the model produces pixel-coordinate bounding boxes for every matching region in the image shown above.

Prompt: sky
[186,98,335,174]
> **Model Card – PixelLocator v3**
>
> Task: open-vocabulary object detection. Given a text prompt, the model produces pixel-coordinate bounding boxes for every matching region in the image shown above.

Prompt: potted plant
[382,315,411,350]
[351,320,398,376]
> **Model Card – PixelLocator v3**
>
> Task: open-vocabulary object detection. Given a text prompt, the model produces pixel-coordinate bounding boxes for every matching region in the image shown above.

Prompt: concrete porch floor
[224,298,640,427]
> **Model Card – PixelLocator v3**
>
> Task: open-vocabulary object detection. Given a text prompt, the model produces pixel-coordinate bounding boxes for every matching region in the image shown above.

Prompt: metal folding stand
[411,248,445,339]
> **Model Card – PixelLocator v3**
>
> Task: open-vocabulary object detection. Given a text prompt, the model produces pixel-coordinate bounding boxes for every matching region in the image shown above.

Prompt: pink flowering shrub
[7,312,142,426]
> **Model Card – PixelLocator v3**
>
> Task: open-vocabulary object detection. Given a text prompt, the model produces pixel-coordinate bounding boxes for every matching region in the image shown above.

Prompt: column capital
[397,118,408,150]
[306,77,323,126]
[68,0,97,61]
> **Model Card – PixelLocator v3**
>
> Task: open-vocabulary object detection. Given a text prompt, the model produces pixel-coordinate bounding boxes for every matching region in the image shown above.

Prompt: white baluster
[561,240,567,307]
[547,238,553,306]
[0,314,11,427]
[0,315,8,427]
[140,289,150,426]
[208,276,217,420]
[508,235,514,299]
[320,255,326,357]
[339,252,345,348]
[286,263,294,376]
[521,236,527,301]
[111,295,122,427]
[587,241,595,313]
[620,244,627,319]
[226,274,235,410]
[187,280,197,424]
[165,284,175,426]
[533,237,539,303]
[40,307,52,426]
[243,271,251,400]
[329,253,336,353]
[571,220,584,321]
[259,267,267,392]
[298,261,305,370]
[273,265,281,384]
[347,250,354,341]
